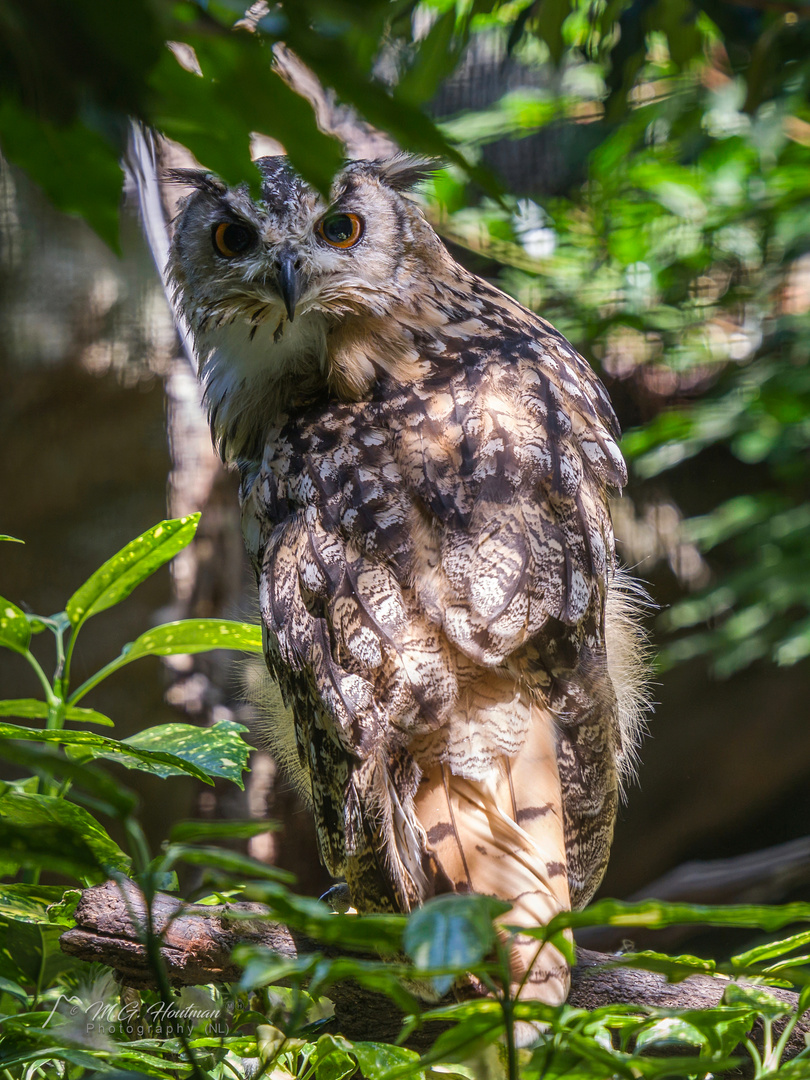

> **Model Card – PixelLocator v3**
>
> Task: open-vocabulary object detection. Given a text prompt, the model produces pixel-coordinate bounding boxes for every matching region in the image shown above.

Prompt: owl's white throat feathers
[197,308,329,461]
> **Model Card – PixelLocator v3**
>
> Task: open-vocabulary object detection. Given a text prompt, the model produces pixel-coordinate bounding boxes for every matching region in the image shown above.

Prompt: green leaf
[350,1041,424,1080]
[168,844,294,883]
[169,818,279,843]
[68,621,263,706]
[606,949,719,983]
[723,983,793,1020]
[0,885,80,926]
[0,976,28,1003]
[0,597,32,655]
[0,536,23,544]
[410,1008,505,1073]
[635,1015,708,1049]
[733,928,810,968]
[242,881,407,954]
[396,8,460,106]
[65,706,114,728]
[124,619,264,661]
[65,514,200,628]
[306,955,423,1017]
[122,720,251,787]
[309,1034,357,1080]
[0,1043,108,1072]
[538,897,810,938]
[0,722,215,786]
[0,699,49,720]
[277,9,497,197]
[0,700,113,727]
[0,790,130,878]
[0,101,125,250]
[534,0,573,65]
[257,1022,307,1061]
[150,33,344,199]
[0,739,136,817]
[404,894,509,996]
[236,945,320,992]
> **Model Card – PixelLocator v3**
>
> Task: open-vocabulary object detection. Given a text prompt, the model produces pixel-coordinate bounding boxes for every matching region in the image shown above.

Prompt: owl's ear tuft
[163,168,227,196]
[370,154,442,191]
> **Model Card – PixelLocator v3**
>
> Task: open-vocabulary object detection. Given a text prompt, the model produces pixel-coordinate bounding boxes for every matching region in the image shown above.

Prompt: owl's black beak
[276,248,301,322]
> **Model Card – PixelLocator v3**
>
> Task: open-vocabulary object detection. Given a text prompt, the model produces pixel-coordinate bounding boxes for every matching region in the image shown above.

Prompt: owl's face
[168,155,443,459]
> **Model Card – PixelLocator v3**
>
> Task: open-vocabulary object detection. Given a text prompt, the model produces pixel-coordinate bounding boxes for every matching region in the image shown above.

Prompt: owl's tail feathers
[412,708,572,1010]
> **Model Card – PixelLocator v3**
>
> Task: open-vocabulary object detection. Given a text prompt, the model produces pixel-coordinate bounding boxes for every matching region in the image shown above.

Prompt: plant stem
[52,621,66,689]
[62,627,77,694]
[493,937,518,1080]
[121,821,208,1080]
[31,926,48,1011]
[67,653,130,706]
[24,651,58,707]
[745,1036,763,1077]
[501,993,518,1080]
[763,1016,773,1071]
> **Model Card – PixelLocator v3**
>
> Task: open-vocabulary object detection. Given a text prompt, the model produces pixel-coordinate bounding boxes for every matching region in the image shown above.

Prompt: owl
[167,154,649,1016]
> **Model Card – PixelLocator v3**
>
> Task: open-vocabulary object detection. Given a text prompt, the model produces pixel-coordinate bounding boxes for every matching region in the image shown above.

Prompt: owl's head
[167,155,446,460]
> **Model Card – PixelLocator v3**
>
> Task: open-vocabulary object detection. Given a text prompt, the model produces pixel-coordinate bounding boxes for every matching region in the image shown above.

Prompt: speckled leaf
[0,598,31,655]
[122,720,251,788]
[122,618,263,660]
[65,514,200,627]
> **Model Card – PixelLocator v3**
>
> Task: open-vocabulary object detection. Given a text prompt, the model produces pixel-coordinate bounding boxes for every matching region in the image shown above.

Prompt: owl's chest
[239,396,414,575]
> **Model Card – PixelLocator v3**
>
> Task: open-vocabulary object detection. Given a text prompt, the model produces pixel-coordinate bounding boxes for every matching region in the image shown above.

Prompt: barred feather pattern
[170,156,648,1012]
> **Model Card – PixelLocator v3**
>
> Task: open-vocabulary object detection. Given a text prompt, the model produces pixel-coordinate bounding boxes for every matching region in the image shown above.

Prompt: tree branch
[60,879,809,1062]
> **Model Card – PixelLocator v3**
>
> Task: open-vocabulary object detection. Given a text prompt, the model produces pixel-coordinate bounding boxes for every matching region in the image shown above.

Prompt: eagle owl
[168,155,648,1011]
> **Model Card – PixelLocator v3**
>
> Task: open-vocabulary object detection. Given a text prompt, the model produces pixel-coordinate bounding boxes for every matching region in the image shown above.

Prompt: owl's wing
[392,329,626,666]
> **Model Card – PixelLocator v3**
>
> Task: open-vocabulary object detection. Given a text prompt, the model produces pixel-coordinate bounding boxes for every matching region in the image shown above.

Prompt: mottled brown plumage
[168,155,649,1017]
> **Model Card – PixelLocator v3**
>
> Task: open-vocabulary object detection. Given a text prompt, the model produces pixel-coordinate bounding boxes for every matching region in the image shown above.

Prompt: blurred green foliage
[2,0,807,676]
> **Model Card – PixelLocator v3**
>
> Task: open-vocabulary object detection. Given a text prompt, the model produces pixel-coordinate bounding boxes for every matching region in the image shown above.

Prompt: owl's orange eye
[212,222,256,258]
[317,213,363,249]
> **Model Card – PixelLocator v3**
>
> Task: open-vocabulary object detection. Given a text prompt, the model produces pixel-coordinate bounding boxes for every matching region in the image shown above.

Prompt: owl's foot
[320,882,354,913]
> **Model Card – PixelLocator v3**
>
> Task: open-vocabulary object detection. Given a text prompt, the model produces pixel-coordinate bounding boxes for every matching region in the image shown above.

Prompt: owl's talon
[320,882,353,914]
